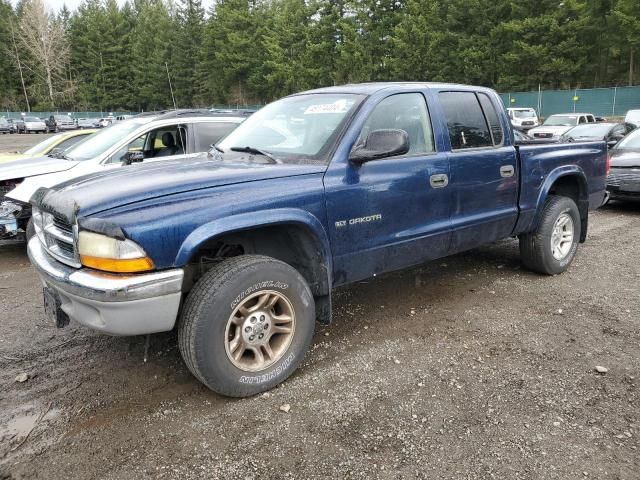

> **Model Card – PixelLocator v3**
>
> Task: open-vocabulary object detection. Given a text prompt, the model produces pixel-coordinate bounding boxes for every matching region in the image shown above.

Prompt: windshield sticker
[304,100,352,115]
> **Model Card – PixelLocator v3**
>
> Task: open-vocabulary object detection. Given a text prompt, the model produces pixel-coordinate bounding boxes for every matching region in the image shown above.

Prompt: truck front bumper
[28,237,184,336]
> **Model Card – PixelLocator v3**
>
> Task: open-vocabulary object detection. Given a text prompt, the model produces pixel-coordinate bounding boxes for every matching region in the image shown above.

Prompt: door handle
[429,173,449,188]
[500,165,515,178]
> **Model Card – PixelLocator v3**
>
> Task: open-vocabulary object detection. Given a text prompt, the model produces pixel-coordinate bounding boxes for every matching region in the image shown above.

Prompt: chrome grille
[33,208,80,267]
[607,168,640,189]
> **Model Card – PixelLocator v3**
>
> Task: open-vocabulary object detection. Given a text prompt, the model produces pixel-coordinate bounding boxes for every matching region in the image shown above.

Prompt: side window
[108,125,188,163]
[439,91,492,149]
[194,122,239,152]
[477,93,504,146]
[579,116,587,124]
[355,93,435,155]
[587,115,595,123]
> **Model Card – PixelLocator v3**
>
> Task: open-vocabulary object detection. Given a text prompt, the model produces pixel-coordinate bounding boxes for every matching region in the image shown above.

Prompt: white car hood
[0,156,79,182]
[528,125,572,136]
[7,161,110,204]
[5,153,197,204]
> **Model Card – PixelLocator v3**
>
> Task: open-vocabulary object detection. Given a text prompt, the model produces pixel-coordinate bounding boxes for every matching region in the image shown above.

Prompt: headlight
[78,231,154,273]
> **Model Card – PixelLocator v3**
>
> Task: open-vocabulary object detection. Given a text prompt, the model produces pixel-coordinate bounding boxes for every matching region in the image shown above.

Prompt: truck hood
[610,149,640,168]
[529,125,572,136]
[33,157,326,221]
[0,155,78,182]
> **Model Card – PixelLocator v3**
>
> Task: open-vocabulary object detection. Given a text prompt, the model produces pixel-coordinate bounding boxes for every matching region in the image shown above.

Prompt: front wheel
[519,195,581,275]
[178,255,315,397]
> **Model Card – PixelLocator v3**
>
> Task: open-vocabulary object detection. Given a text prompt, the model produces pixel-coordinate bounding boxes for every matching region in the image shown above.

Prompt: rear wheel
[178,255,315,397]
[519,195,581,275]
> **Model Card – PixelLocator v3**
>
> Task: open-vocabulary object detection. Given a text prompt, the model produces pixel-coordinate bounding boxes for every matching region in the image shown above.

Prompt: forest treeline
[0,0,638,112]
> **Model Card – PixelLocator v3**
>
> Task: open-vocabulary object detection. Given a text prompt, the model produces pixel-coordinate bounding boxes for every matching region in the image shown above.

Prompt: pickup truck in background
[27,83,608,397]
[529,113,597,140]
[45,115,76,133]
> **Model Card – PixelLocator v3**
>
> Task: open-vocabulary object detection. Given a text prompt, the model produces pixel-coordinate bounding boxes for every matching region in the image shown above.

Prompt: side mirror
[350,129,409,164]
[607,139,619,148]
[123,151,144,165]
[49,147,64,158]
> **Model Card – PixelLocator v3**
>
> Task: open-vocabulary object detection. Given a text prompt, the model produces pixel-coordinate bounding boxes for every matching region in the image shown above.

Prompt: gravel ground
[0,132,56,154]
[0,135,639,479]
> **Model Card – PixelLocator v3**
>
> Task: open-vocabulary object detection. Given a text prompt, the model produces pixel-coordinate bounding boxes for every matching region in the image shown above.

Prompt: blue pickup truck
[27,83,608,397]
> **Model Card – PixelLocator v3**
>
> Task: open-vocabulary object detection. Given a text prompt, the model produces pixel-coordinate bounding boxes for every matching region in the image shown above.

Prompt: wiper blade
[230,146,280,164]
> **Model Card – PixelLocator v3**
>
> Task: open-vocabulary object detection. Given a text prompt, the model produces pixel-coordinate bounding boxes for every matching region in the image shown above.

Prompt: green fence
[499,86,640,118]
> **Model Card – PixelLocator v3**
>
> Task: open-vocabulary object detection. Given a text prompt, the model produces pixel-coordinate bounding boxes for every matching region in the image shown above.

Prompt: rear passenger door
[438,90,519,253]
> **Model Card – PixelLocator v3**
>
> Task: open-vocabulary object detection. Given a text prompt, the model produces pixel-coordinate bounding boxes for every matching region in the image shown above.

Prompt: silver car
[17,116,47,134]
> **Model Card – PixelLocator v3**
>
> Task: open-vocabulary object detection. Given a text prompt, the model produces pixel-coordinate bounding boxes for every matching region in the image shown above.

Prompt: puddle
[0,413,39,442]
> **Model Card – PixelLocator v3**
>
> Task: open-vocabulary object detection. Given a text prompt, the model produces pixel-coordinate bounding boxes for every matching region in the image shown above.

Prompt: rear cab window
[438,91,504,150]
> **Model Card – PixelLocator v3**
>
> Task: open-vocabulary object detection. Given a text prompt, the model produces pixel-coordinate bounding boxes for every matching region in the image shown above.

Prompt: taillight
[605,153,611,176]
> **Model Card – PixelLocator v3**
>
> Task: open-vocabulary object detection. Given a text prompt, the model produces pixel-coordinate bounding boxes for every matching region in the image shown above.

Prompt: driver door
[323,92,452,285]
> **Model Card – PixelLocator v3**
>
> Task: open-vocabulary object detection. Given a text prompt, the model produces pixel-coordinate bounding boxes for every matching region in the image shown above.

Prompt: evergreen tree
[172,0,205,107]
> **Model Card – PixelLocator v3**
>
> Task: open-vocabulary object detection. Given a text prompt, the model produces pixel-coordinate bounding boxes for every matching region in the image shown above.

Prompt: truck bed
[514,141,608,237]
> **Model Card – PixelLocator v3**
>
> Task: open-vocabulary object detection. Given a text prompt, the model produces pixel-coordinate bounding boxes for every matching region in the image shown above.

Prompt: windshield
[513,110,536,119]
[615,129,640,149]
[23,133,69,156]
[544,115,578,126]
[216,93,364,164]
[65,118,152,161]
[24,116,41,122]
[564,124,611,138]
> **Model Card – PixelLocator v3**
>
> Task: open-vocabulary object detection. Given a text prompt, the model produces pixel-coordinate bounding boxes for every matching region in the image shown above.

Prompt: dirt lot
[0,132,56,154]
[0,134,639,479]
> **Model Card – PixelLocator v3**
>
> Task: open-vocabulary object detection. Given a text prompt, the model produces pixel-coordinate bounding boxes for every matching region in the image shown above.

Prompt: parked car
[606,128,640,202]
[0,129,97,165]
[507,107,540,131]
[24,83,608,397]
[6,119,17,134]
[96,118,113,128]
[529,113,596,139]
[0,118,12,134]
[16,116,47,134]
[560,122,636,147]
[0,111,245,243]
[45,114,76,133]
[624,110,640,128]
[76,118,98,129]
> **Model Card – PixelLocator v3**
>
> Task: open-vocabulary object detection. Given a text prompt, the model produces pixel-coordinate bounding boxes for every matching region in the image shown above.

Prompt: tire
[519,195,581,275]
[178,255,315,397]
